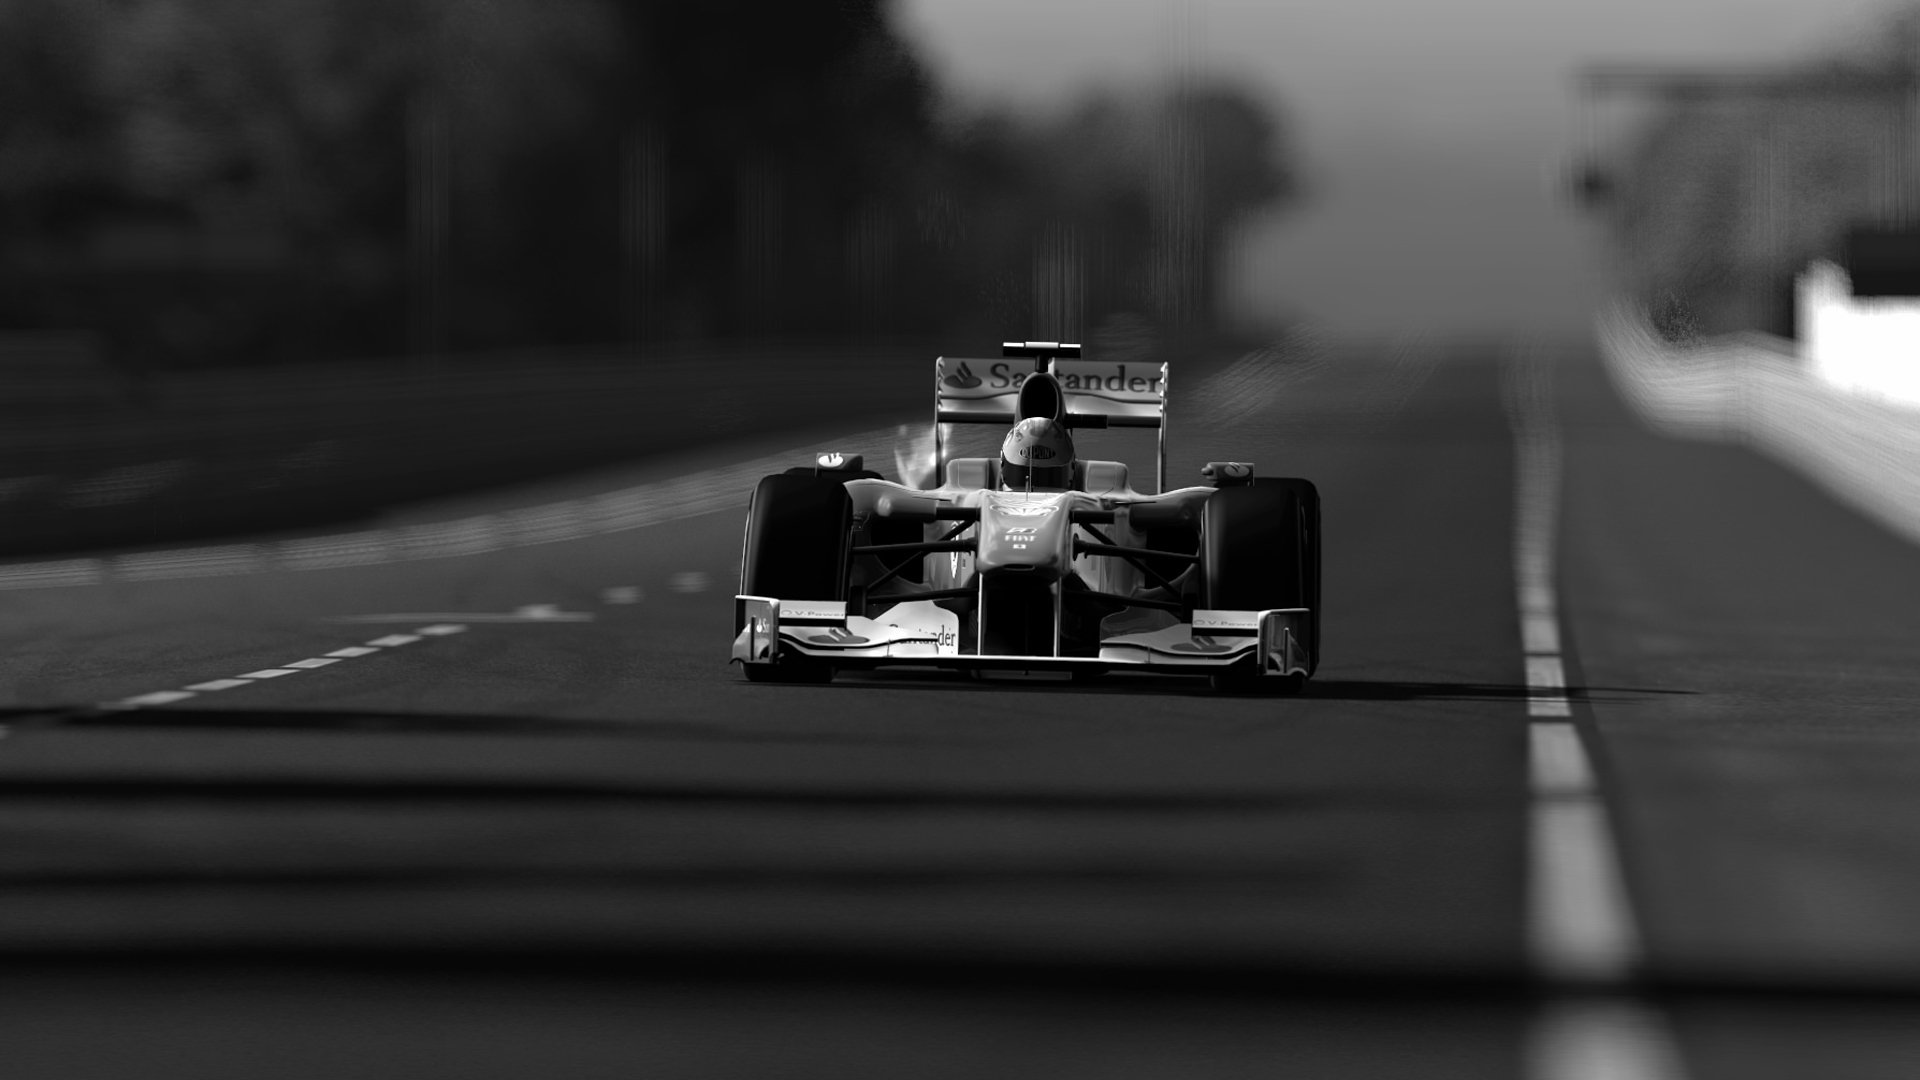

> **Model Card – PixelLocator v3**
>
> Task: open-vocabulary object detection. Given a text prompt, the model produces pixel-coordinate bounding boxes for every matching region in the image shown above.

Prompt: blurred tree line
[1592,7,1920,341]
[0,0,1295,368]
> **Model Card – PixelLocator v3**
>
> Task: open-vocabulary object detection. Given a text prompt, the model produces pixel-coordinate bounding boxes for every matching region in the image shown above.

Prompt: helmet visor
[1001,461,1072,489]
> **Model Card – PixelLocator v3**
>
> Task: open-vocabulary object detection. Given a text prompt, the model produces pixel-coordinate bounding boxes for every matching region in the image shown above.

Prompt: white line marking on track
[99,621,474,710]
[184,679,254,692]
[1523,611,1563,655]
[1530,723,1596,798]
[116,690,197,707]
[1527,655,1573,718]
[601,585,644,604]
[668,570,711,594]
[1528,1001,1688,1080]
[1511,347,1643,982]
[1508,343,1687,1080]
[332,611,592,624]
[1531,793,1644,982]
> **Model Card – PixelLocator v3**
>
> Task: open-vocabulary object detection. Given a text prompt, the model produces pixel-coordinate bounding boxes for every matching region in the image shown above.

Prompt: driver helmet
[1000,417,1076,490]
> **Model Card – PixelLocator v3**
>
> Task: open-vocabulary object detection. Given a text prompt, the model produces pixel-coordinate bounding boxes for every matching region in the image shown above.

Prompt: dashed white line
[1511,349,1641,981]
[1508,344,1686,1080]
[333,609,593,624]
[1528,1001,1690,1080]
[116,690,197,707]
[668,570,712,594]
[1531,796,1645,983]
[184,679,253,692]
[1527,655,1573,718]
[1522,610,1563,655]
[101,622,471,709]
[1530,723,1596,798]
[601,585,644,605]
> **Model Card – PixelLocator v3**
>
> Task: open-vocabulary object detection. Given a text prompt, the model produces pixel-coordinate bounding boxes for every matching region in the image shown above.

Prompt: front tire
[737,473,851,684]
[1202,482,1320,692]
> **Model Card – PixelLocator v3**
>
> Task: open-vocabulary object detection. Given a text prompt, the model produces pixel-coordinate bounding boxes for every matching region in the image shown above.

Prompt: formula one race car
[731,341,1321,692]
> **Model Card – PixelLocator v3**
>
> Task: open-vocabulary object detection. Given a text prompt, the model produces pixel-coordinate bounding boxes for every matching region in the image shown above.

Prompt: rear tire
[1202,482,1320,692]
[737,473,851,684]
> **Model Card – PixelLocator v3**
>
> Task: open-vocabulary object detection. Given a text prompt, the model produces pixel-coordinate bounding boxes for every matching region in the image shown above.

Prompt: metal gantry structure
[1571,60,1920,327]
[1573,61,1920,218]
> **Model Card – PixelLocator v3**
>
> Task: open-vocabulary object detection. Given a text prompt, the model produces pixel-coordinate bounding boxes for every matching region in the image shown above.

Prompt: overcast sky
[897,0,1902,337]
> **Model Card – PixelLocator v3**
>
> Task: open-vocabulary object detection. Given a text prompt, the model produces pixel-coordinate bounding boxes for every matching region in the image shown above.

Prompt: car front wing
[732,595,1310,677]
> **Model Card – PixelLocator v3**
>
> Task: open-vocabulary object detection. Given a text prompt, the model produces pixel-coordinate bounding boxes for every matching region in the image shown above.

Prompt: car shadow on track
[1298,680,1694,704]
[0,706,937,745]
[827,671,1226,697]
[825,673,1694,704]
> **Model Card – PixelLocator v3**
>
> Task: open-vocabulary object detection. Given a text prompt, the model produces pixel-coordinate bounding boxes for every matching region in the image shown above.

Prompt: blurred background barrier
[1597,300,1920,546]
[0,340,939,558]
[0,329,1265,559]
[0,0,1303,558]
[0,0,1296,369]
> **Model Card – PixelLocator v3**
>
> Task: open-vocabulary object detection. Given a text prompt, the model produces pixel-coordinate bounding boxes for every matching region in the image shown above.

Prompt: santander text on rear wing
[935,353,1166,428]
[933,341,1170,489]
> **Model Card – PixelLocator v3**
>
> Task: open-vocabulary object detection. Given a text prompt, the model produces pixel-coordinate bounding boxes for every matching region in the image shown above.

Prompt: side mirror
[1202,461,1255,488]
[815,452,866,473]
[1127,501,1191,529]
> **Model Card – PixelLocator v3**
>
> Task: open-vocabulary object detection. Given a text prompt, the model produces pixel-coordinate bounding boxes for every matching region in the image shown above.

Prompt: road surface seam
[100,624,467,710]
[1508,343,1689,1080]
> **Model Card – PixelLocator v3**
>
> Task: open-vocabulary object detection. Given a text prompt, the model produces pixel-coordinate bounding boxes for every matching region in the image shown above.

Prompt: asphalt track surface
[1,338,1918,1077]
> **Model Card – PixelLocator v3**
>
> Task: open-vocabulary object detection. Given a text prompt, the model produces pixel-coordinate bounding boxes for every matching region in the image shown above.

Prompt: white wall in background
[1800,260,1920,408]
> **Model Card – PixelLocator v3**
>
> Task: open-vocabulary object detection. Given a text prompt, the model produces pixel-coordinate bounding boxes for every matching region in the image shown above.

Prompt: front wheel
[736,473,851,684]
[1202,482,1320,690]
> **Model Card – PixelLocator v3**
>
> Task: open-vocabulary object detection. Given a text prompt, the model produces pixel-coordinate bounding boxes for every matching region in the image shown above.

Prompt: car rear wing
[934,341,1170,491]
